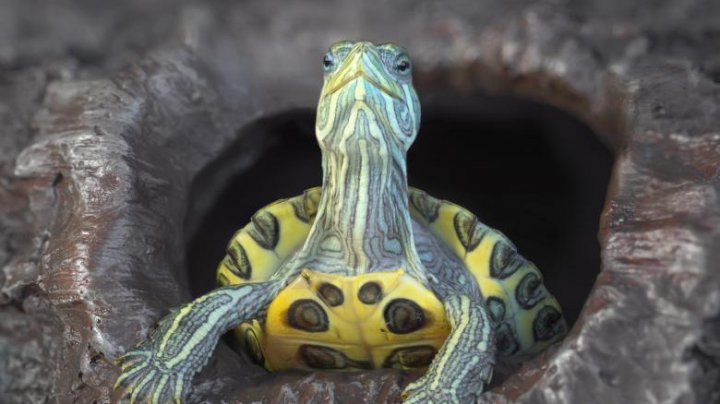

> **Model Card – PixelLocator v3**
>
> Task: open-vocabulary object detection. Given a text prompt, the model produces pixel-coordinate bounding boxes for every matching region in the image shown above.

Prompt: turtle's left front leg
[115,279,282,403]
[403,294,496,403]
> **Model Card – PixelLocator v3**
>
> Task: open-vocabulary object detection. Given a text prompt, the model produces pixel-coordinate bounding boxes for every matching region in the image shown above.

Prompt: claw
[119,356,147,371]
[113,281,277,403]
[114,362,146,390]
[120,349,151,361]
[115,350,150,371]
[129,368,157,404]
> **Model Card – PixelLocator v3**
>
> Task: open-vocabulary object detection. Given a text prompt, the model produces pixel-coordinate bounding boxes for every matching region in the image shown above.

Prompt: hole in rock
[185,94,612,336]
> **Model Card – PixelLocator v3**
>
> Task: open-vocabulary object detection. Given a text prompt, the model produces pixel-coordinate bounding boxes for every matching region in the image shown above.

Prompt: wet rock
[1,0,719,403]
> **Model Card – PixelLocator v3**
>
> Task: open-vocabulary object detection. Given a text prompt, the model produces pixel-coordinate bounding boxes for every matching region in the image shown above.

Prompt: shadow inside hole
[185,94,612,328]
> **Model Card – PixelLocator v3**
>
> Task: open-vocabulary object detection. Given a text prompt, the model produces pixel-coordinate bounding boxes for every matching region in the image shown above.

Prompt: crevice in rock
[686,313,720,403]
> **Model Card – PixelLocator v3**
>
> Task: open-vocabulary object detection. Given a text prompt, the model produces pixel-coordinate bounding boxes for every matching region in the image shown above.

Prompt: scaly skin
[403,295,495,403]
[115,41,563,403]
[115,281,283,402]
[293,40,425,280]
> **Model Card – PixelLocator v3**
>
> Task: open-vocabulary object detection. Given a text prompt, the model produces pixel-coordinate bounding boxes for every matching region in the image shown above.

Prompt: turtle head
[316,41,421,153]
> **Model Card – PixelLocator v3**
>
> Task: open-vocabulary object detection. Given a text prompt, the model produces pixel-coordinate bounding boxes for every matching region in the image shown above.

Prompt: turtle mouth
[325,71,404,101]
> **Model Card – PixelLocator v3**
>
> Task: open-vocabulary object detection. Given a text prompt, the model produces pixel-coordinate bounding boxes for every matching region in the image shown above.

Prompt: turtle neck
[295,100,421,276]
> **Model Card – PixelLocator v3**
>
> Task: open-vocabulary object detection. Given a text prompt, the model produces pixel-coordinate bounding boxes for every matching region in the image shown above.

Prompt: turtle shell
[217,187,565,370]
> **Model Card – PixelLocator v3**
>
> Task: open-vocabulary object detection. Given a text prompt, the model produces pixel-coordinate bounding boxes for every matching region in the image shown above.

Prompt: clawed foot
[114,348,191,404]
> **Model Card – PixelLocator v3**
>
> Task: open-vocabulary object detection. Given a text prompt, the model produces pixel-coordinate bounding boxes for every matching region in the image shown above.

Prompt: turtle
[115,40,567,403]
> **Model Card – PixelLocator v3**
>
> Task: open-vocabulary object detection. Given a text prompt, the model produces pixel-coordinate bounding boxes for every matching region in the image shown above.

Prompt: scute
[358,281,383,304]
[453,210,485,251]
[225,242,251,279]
[533,305,565,342]
[486,296,506,323]
[383,346,437,368]
[247,211,280,250]
[287,299,329,332]
[384,298,426,334]
[318,282,344,306]
[516,272,546,309]
[490,242,521,279]
[408,189,440,222]
[291,188,321,223]
[299,345,373,370]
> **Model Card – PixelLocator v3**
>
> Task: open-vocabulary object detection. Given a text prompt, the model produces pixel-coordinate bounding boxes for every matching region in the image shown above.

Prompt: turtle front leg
[115,280,282,403]
[402,294,496,403]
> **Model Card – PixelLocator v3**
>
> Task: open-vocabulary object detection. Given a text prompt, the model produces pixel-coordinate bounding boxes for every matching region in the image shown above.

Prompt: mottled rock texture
[1,0,719,403]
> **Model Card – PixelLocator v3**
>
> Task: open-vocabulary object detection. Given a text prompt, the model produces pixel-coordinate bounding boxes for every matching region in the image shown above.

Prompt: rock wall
[1,0,718,403]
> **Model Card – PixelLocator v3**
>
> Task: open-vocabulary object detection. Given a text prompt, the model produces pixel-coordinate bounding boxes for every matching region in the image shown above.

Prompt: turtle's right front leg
[402,294,495,403]
[115,279,282,403]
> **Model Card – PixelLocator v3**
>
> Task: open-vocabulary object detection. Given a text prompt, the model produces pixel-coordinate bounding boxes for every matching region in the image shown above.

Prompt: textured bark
[1,0,718,403]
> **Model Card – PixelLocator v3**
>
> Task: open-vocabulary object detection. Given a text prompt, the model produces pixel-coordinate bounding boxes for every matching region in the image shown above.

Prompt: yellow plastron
[238,268,450,371]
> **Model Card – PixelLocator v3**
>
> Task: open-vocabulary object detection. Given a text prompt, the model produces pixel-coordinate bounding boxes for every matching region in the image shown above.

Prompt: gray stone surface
[0,0,718,403]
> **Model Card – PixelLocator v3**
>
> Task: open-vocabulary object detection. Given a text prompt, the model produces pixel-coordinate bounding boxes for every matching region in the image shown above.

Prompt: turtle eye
[323,53,335,72]
[393,54,412,75]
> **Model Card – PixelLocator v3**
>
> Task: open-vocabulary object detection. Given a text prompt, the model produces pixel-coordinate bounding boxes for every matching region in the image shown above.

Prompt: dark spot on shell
[247,211,280,250]
[298,344,372,370]
[486,296,506,323]
[299,345,347,369]
[225,242,252,279]
[287,299,328,332]
[358,282,383,304]
[496,322,520,356]
[216,272,231,286]
[409,190,440,223]
[383,345,437,368]
[533,305,566,342]
[384,298,426,334]
[453,210,485,251]
[490,242,522,279]
[318,283,344,306]
[516,272,546,309]
[292,189,320,223]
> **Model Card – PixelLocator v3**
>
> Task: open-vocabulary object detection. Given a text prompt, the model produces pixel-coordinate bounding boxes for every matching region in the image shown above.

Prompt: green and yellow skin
[115,41,567,403]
